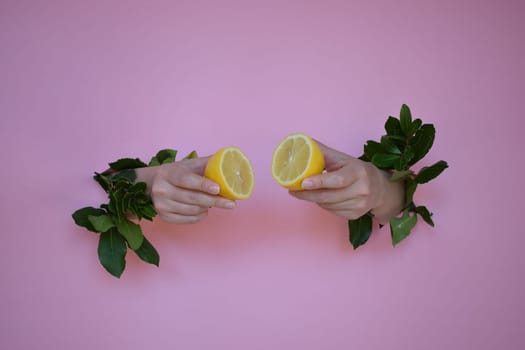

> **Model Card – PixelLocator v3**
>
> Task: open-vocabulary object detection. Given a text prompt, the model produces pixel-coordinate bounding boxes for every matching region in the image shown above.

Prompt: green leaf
[393,145,415,171]
[115,218,144,250]
[389,135,408,148]
[415,160,449,184]
[121,192,133,214]
[93,173,112,192]
[390,170,414,182]
[394,156,408,171]
[183,150,198,160]
[148,157,160,166]
[129,181,147,194]
[155,149,178,164]
[385,116,402,136]
[380,136,401,155]
[348,213,373,249]
[140,204,157,221]
[409,124,435,165]
[128,205,140,220]
[111,192,123,217]
[88,214,115,233]
[362,140,386,161]
[72,207,107,232]
[108,158,147,171]
[371,153,400,169]
[134,236,160,266]
[410,118,422,135]
[400,104,412,135]
[108,189,122,217]
[98,229,127,278]
[405,178,418,207]
[390,209,418,245]
[401,145,414,163]
[111,169,137,182]
[415,206,434,227]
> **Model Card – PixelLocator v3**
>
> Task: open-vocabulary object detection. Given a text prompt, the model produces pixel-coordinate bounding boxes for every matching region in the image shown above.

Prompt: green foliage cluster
[72,149,197,278]
[349,104,449,249]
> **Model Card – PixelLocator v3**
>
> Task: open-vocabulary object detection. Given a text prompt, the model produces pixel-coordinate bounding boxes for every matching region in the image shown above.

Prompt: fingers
[301,166,358,190]
[289,154,376,221]
[318,199,370,219]
[153,187,235,224]
[179,156,211,176]
[158,211,209,224]
[163,160,220,195]
[317,198,359,211]
[155,199,208,217]
[148,143,375,225]
[289,183,365,204]
[152,177,236,208]
[326,209,367,221]
[150,158,237,224]
[153,188,235,224]
[290,190,371,220]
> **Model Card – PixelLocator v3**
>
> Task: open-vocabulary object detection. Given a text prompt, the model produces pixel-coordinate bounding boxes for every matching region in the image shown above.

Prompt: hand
[288,141,404,223]
[135,156,236,224]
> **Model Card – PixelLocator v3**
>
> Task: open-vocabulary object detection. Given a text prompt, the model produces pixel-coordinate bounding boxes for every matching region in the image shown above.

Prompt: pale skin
[135,141,404,225]
[135,156,236,224]
[289,141,405,224]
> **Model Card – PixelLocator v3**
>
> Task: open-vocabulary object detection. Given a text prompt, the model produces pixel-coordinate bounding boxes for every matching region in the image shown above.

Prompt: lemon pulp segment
[221,149,254,198]
[205,147,254,200]
[271,133,325,190]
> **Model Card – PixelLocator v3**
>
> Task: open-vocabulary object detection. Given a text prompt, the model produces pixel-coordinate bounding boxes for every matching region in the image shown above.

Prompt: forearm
[370,169,405,224]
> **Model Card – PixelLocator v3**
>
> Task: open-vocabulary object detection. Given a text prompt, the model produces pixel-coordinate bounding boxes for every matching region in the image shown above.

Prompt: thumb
[314,140,353,171]
[179,155,211,175]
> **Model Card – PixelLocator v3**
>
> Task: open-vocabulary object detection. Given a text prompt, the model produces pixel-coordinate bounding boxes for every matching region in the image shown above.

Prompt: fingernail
[301,179,314,189]
[225,201,236,209]
[210,184,220,194]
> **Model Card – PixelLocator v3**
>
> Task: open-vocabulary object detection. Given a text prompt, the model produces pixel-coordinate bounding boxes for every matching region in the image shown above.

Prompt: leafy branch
[72,149,198,278]
[349,104,448,249]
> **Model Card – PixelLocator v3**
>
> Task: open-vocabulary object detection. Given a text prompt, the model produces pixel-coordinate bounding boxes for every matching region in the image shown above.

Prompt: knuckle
[355,164,368,178]
[199,178,208,192]
[188,205,204,215]
[354,182,371,197]
[316,192,330,204]
[173,173,188,187]
[355,201,369,213]
[359,185,371,197]
[186,192,200,203]
[151,183,168,199]
[154,202,170,215]
[168,166,188,186]
[333,175,345,187]
[159,213,176,224]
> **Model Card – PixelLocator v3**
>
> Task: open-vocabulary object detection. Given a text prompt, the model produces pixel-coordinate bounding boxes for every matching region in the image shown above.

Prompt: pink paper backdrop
[1,0,524,349]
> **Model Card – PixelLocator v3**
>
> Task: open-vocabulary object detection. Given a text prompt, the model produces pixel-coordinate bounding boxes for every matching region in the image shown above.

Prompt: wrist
[370,168,404,223]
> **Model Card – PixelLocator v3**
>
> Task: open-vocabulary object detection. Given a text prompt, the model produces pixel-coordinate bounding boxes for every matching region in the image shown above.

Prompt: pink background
[1,0,524,349]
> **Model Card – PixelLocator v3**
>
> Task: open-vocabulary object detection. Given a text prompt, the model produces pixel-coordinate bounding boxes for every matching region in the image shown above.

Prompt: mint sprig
[350,104,448,249]
[72,149,197,278]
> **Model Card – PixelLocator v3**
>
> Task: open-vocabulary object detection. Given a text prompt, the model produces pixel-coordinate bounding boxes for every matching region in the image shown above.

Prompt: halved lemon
[204,146,255,200]
[271,133,325,190]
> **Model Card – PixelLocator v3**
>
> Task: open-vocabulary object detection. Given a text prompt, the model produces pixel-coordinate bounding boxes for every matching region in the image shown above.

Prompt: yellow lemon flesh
[204,147,255,200]
[271,133,325,190]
